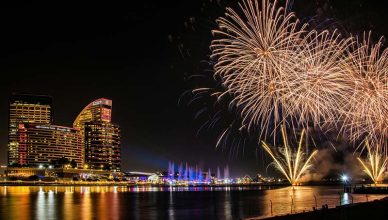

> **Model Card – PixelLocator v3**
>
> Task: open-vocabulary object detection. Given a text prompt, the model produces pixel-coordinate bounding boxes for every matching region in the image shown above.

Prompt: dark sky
[0,1,387,178]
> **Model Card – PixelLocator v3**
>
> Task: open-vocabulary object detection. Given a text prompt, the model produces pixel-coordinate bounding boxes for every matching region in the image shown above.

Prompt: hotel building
[8,94,52,165]
[7,95,120,171]
[16,124,83,167]
[74,98,121,171]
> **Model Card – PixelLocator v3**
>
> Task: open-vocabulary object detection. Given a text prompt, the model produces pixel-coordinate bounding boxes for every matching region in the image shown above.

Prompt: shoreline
[1,181,387,188]
[0,181,288,188]
[249,197,388,220]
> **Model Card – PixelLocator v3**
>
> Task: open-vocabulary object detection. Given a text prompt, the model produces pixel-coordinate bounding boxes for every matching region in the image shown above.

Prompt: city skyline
[0,0,387,178]
[6,94,121,171]
[0,1,388,219]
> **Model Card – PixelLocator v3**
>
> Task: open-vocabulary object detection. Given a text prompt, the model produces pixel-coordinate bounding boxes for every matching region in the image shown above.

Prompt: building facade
[8,94,52,165]
[17,124,83,167]
[74,98,121,171]
[73,98,112,131]
[84,122,120,170]
[7,95,120,171]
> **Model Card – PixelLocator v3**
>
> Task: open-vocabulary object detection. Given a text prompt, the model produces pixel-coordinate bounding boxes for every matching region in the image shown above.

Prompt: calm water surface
[0,185,385,220]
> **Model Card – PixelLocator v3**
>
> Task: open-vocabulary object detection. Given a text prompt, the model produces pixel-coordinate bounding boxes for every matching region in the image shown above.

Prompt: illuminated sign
[35,125,71,132]
[92,100,102,106]
[92,99,112,106]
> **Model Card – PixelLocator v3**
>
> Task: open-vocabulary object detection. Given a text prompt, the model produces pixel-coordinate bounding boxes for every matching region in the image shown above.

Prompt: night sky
[0,1,387,177]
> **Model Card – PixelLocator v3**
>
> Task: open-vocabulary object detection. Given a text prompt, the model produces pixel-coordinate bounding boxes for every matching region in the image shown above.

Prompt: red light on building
[18,124,27,165]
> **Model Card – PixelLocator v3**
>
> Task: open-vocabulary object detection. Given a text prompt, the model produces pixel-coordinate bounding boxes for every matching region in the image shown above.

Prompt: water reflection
[63,189,74,220]
[168,190,175,220]
[36,188,45,219]
[0,186,386,220]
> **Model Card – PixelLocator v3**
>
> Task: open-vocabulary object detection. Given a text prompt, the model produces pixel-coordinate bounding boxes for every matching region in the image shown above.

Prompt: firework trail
[357,141,388,184]
[261,126,318,185]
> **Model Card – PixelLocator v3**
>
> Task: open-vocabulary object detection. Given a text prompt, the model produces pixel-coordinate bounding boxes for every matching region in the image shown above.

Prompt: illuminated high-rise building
[84,123,120,170]
[73,98,112,130]
[8,94,52,165]
[17,124,83,167]
[74,98,121,171]
[8,95,120,170]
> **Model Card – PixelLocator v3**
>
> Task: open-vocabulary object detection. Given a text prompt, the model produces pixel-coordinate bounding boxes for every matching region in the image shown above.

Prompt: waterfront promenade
[254,197,388,220]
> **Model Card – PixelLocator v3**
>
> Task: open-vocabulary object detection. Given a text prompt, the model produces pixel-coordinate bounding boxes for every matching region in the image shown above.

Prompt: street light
[341,174,350,193]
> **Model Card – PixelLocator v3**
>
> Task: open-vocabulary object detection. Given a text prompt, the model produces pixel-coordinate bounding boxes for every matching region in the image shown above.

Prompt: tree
[70,160,77,168]
[51,157,71,168]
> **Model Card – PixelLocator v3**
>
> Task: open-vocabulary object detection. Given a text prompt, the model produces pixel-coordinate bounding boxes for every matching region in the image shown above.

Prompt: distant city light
[341,175,348,182]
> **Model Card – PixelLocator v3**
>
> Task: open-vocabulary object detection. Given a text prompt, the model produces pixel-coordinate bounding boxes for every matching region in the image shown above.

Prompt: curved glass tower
[74,98,121,171]
[73,98,112,130]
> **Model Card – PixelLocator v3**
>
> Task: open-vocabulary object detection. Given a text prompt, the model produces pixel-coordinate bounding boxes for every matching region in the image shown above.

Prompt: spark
[189,0,388,155]
[340,33,388,146]
[357,141,388,185]
[286,30,354,128]
[210,0,388,148]
[210,0,357,140]
[261,126,318,185]
[211,0,308,138]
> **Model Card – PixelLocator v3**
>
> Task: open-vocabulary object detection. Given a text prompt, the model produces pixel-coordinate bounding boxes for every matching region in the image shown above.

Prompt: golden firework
[211,0,307,137]
[205,0,388,155]
[287,30,354,128]
[357,141,387,185]
[261,126,318,185]
[340,33,388,147]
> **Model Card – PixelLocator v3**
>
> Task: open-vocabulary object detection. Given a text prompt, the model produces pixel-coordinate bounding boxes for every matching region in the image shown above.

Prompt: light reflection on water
[0,186,385,220]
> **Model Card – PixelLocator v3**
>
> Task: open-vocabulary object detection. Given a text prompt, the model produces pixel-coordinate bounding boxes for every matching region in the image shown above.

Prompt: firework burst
[191,0,388,157]
[210,0,361,140]
[286,30,354,129]
[261,126,318,185]
[357,141,388,184]
[211,0,307,138]
[340,33,388,146]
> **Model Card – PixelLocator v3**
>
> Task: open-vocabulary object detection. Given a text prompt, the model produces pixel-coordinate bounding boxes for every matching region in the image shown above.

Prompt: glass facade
[85,122,120,170]
[73,98,112,130]
[74,98,121,171]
